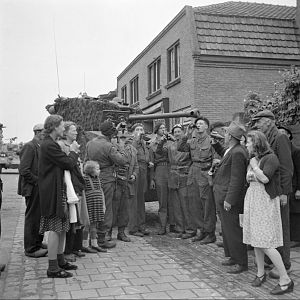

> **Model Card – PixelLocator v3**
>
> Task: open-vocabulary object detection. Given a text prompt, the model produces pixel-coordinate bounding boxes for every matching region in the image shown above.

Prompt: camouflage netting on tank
[47,97,122,131]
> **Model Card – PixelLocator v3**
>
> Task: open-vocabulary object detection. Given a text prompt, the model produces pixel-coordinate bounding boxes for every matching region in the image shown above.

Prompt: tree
[244,66,300,126]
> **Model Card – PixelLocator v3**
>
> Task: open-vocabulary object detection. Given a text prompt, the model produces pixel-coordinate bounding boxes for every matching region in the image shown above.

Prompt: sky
[0,0,297,143]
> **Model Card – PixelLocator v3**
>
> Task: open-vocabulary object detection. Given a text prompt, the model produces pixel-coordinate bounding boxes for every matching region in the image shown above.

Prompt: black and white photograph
[0,0,299,298]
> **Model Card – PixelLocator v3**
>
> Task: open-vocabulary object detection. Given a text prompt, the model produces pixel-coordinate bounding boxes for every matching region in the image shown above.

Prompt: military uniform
[150,138,172,231]
[112,141,139,238]
[86,134,128,243]
[132,138,150,233]
[156,139,192,234]
[178,132,216,239]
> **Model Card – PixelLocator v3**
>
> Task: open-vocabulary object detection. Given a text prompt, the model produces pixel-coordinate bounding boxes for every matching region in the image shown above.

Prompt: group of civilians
[14,109,299,295]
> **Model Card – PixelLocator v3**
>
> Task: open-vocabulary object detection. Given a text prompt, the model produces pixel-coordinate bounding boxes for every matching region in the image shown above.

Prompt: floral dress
[243,165,283,248]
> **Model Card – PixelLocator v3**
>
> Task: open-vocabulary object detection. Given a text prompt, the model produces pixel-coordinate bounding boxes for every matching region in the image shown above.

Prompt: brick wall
[117,7,195,114]
[193,62,289,124]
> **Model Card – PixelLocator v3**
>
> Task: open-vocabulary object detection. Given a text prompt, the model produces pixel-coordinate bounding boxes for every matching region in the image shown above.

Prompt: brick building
[117,1,300,131]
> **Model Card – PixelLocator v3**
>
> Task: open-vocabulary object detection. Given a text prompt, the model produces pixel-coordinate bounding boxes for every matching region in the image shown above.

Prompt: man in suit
[278,125,300,248]
[18,124,48,258]
[212,121,248,274]
[253,110,293,278]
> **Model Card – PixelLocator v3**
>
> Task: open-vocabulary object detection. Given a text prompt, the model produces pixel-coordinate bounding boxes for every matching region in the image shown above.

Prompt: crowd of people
[5,109,299,295]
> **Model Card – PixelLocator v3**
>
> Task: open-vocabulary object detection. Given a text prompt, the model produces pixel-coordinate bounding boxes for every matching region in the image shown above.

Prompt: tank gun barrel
[128,109,200,121]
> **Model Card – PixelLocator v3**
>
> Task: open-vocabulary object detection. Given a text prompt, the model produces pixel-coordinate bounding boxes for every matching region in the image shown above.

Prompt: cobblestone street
[0,172,300,299]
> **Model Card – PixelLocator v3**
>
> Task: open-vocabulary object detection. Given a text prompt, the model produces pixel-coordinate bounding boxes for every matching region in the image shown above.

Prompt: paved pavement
[0,172,299,299]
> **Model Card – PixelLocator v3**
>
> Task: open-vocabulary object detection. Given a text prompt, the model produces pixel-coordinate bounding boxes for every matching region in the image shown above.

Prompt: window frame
[167,40,180,84]
[130,75,139,105]
[121,85,127,104]
[148,57,161,96]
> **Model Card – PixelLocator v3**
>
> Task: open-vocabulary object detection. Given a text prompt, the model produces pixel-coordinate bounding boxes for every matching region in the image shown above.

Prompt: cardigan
[259,152,281,199]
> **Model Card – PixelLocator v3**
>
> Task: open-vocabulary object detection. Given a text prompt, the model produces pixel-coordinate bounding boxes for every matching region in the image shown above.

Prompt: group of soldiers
[1,109,299,284]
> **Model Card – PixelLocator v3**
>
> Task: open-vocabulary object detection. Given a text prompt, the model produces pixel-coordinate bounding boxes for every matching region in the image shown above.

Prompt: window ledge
[130,101,140,108]
[146,89,161,100]
[165,77,181,89]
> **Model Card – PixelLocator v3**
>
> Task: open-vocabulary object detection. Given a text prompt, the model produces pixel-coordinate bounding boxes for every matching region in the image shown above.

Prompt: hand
[224,201,231,211]
[186,123,194,138]
[129,174,136,182]
[150,179,156,190]
[70,141,80,153]
[212,158,220,166]
[249,157,258,170]
[280,194,288,206]
[295,190,300,200]
[148,162,154,168]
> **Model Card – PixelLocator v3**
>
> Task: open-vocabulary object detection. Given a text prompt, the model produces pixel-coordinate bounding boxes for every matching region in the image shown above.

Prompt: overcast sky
[0,0,297,142]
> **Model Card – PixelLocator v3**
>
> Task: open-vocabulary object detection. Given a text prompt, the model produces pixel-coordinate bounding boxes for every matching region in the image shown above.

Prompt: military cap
[33,123,44,131]
[100,121,117,137]
[252,110,275,121]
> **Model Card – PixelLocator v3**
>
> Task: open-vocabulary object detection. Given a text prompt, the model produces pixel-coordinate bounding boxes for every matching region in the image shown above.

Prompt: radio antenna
[53,18,61,95]
[84,72,86,93]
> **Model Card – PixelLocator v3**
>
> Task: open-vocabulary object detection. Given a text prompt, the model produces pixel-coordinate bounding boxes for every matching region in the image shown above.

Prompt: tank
[46,95,200,131]
[46,95,201,201]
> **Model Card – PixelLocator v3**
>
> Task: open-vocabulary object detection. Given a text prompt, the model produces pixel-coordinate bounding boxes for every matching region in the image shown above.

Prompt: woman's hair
[62,121,76,138]
[84,160,99,175]
[247,130,273,159]
[44,115,63,135]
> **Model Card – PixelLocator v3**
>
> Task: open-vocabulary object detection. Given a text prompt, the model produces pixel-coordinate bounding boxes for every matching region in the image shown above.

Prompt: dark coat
[38,136,79,218]
[18,138,40,197]
[291,143,300,213]
[213,143,248,210]
[266,125,293,195]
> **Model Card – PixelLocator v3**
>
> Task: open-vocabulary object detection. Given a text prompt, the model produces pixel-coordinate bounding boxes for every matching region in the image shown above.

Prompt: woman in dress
[243,130,293,295]
[39,115,80,278]
[57,121,86,260]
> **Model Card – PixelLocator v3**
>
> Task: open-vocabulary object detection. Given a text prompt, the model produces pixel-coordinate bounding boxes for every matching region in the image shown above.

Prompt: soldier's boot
[117,228,131,242]
[97,233,116,249]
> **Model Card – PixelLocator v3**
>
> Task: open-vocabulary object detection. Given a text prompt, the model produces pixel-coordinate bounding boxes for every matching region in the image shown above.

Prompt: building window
[167,41,180,83]
[148,58,161,95]
[130,76,139,104]
[121,85,127,104]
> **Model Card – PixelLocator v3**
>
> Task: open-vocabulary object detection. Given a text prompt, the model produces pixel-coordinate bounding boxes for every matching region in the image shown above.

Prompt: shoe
[221,258,236,266]
[192,232,208,242]
[117,232,131,242]
[47,269,73,278]
[181,232,196,239]
[81,246,98,254]
[0,264,6,272]
[169,225,178,233]
[25,248,48,258]
[129,231,144,237]
[72,250,85,258]
[251,273,267,287]
[59,262,78,270]
[227,264,248,274]
[269,266,292,279]
[98,240,116,249]
[91,246,107,252]
[157,228,166,235]
[200,234,216,245]
[64,253,76,262]
[139,229,150,236]
[270,280,294,295]
[216,241,224,248]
